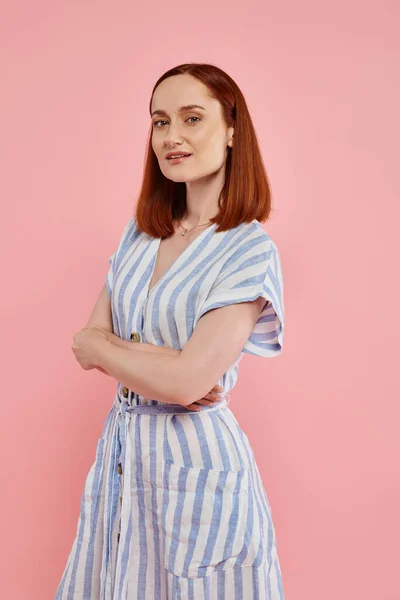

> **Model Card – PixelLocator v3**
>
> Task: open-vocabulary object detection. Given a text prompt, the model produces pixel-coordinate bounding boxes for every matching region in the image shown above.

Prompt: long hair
[134,63,273,238]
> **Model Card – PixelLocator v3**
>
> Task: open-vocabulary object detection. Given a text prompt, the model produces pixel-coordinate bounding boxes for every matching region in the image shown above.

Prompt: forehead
[151,74,217,115]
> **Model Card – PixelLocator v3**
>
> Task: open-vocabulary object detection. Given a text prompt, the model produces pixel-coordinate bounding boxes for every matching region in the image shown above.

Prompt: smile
[166,155,192,165]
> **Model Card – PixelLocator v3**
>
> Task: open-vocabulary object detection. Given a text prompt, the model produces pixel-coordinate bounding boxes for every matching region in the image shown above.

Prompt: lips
[166,152,192,159]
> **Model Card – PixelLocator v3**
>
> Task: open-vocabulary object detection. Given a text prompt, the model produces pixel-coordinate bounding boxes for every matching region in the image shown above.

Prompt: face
[150,74,234,183]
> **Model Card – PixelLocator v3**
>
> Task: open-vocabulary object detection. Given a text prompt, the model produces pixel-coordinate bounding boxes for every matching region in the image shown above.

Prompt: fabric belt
[113,387,231,416]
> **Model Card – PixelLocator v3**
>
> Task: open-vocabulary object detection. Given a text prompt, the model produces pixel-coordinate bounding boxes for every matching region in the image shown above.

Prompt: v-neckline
[146,223,218,300]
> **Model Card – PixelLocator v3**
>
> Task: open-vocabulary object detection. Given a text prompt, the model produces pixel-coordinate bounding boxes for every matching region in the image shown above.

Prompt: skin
[72,327,224,411]
[72,325,222,411]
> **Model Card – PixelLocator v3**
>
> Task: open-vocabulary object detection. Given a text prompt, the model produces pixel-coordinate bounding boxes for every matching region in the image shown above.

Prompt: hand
[184,384,225,412]
[71,325,108,371]
[88,326,112,375]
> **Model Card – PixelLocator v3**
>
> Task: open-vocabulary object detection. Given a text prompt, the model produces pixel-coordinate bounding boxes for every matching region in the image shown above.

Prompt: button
[130,332,141,343]
[117,463,122,475]
[119,496,123,505]
[117,533,120,543]
[122,386,129,398]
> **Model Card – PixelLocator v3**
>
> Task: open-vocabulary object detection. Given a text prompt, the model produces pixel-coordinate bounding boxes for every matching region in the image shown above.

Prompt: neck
[183,168,225,227]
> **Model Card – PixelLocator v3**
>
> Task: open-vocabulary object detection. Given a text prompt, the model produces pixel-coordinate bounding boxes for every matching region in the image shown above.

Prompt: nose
[163,122,184,147]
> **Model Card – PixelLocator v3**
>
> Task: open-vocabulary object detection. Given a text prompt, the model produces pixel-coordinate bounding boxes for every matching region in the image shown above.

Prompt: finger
[212,384,223,392]
[203,391,221,400]
[204,393,221,402]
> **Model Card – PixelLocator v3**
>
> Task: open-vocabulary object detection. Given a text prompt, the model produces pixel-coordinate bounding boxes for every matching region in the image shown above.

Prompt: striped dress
[55,216,285,599]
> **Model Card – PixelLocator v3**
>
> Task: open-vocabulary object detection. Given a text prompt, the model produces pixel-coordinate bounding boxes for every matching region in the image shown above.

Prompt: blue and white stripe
[55,216,285,599]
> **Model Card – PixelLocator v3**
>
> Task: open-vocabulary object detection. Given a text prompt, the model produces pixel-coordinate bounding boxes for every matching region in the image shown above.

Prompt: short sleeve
[105,217,137,297]
[106,252,116,296]
[197,236,285,358]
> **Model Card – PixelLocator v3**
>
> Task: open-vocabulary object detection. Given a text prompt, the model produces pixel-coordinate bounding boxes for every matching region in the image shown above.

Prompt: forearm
[95,332,180,377]
[103,331,180,357]
[92,337,186,405]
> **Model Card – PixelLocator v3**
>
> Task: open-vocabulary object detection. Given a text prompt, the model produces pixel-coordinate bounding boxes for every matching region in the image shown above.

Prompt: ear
[227,126,234,148]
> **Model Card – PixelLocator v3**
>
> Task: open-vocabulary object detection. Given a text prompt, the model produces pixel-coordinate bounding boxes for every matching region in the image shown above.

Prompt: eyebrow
[151,105,206,118]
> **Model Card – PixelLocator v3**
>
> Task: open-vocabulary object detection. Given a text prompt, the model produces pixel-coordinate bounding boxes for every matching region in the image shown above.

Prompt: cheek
[151,133,162,156]
[200,129,226,159]
[200,144,225,166]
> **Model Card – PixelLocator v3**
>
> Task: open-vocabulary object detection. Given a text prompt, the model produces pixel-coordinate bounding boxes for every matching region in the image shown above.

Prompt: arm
[95,330,180,377]
[92,337,187,404]
[92,296,266,406]
[89,329,222,409]
[103,330,180,357]
[175,297,267,405]
[86,284,113,332]
[85,284,179,376]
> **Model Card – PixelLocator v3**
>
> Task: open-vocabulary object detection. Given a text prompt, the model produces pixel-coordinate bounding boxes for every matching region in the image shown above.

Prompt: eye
[186,116,201,124]
[152,116,201,127]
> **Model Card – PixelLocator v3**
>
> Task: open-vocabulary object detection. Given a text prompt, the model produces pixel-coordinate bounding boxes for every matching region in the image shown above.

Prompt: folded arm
[91,297,266,406]
[103,330,180,357]
[85,283,180,377]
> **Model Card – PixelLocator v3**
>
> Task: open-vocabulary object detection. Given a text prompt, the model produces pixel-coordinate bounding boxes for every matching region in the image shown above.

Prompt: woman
[55,63,285,599]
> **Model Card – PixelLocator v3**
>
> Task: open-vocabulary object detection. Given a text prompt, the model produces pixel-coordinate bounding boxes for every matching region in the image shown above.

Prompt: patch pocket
[161,462,265,579]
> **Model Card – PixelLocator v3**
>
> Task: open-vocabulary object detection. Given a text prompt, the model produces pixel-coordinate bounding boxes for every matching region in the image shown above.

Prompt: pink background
[1,2,399,598]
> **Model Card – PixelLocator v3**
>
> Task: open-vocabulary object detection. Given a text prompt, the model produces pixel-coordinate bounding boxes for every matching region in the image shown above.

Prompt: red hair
[134,63,273,238]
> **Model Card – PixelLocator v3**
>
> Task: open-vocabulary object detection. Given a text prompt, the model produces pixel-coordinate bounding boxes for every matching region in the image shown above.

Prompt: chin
[163,174,191,183]
[160,167,194,183]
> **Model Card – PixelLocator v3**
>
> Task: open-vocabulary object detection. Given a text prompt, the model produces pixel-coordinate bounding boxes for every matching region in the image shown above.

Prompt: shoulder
[221,220,279,267]
[244,220,277,247]
[125,215,139,238]
[110,215,142,267]
[118,215,142,246]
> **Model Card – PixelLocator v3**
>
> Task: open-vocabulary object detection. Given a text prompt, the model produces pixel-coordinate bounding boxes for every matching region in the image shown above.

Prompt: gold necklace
[177,219,212,237]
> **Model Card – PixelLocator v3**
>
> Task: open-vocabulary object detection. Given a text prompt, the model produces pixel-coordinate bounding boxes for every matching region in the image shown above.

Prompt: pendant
[181,230,188,236]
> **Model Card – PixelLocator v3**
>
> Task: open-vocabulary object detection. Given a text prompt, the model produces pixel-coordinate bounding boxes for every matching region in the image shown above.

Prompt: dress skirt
[54,393,285,599]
